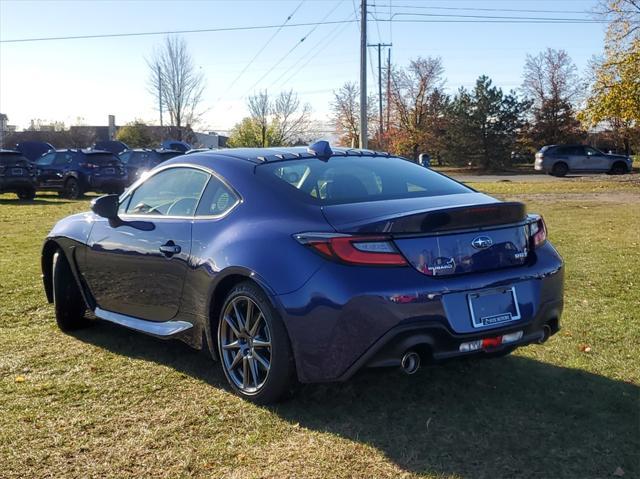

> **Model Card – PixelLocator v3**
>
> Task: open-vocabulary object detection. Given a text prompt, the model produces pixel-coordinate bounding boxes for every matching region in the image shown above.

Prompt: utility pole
[158,64,163,128]
[359,0,367,149]
[367,42,392,146]
[386,48,391,136]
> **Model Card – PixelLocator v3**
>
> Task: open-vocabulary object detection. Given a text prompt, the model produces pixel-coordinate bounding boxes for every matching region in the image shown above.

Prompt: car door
[584,146,609,171]
[44,151,74,188]
[566,146,588,171]
[84,166,210,321]
[34,152,57,186]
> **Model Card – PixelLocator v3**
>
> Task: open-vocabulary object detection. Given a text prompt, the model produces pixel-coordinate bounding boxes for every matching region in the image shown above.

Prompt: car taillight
[294,233,407,266]
[530,216,547,248]
[79,162,99,169]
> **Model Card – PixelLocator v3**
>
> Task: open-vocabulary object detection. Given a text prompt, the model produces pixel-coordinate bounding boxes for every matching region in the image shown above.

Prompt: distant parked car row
[1,142,190,200]
[535,144,632,176]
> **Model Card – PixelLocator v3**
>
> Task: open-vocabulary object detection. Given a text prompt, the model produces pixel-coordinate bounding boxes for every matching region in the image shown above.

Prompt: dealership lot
[0,175,638,478]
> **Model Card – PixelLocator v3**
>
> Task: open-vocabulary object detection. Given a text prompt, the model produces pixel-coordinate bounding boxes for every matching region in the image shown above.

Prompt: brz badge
[472,236,493,249]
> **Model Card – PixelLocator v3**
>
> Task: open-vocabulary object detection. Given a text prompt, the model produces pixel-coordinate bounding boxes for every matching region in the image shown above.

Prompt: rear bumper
[276,242,564,383]
[337,300,561,380]
[0,176,36,192]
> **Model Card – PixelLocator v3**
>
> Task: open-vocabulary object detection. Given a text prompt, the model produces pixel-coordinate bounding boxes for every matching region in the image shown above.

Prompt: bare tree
[331,82,377,148]
[271,90,312,146]
[148,36,205,140]
[248,90,271,147]
[331,82,360,148]
[521,49,585,145]
[522,48,583,108]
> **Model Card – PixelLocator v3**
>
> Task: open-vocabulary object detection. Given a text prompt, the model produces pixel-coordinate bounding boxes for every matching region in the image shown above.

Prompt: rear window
[0,153,29,166]
[257,156,471,205]
[86,153,118,164]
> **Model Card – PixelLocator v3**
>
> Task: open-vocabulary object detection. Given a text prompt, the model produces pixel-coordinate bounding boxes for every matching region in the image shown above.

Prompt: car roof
[187,146,391,165]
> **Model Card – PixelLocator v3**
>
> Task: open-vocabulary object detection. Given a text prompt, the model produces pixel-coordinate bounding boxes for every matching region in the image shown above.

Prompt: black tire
[610,162,628,175]
[551,162,568,177]
[52,250,89,331]
[217,281,295,404]
[17,188,36,200]
[64,177,83,199]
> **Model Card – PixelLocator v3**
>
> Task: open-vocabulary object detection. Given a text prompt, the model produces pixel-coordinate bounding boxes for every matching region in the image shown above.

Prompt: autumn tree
[521,48,584,146]
[387,57,448,160]
[148,36,205,140]
[579,0,639,154]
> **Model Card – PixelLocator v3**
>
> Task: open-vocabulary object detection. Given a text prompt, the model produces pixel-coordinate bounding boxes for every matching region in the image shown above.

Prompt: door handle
[159,241,181,257]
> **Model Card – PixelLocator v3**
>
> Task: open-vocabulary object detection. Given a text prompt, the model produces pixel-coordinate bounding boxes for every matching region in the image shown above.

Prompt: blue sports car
[41,142,564,403]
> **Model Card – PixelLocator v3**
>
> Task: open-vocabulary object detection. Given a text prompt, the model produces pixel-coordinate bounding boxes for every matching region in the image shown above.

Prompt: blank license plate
[103,167,115,174]
[11,168,23,175]
[468,287,521,328]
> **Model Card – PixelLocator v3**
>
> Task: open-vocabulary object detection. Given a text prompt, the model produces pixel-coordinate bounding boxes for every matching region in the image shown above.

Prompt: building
[0,113,17,147]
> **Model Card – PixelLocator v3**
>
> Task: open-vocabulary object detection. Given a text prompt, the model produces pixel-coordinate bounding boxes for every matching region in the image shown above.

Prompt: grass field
[1,176,639,478]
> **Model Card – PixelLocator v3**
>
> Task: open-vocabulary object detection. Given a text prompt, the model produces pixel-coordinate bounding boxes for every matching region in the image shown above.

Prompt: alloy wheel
[219,296,272,394]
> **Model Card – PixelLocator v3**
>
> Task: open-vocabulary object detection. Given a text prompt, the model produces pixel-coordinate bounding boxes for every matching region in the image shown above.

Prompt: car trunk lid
[321,193,531,276]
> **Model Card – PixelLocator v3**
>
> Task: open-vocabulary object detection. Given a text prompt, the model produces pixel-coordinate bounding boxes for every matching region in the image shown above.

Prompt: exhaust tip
[538,324,552,344]
[400,351,421,375]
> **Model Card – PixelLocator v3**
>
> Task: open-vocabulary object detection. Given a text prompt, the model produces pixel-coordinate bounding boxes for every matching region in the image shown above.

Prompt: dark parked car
[118,149,183,185]
[0,150,37,199]
[535,144,632,176]
[15,141,55,161]
[41,142,564,403]
[161,140,191,153]
[93,140,129,155]
[33,149,126,199]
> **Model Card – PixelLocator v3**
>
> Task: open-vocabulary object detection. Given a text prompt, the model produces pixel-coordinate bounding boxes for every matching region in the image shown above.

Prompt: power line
[240,0,345,96]
[0,19,357,43]
[217,0,306,100]
[372,12,607,23]
[369,4,594,15]
[271,13,356,89]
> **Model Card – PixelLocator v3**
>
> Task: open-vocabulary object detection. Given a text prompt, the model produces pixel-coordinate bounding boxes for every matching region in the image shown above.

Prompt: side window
[195,175,239,217]
[54,152,73,165]
[35,152,55,166]
[119,152,132,164]
[124,167,209,217]
[568,146,585,156]
[585,147,601,156]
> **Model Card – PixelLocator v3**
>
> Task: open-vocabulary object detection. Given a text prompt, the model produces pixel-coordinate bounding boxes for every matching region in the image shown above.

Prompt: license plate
[468,287,521,328]
[103,167,115,174]
[11,168,23,175]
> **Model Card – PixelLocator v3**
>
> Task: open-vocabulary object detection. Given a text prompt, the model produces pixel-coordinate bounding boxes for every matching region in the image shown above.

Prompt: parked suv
[33,149,126,199]
[0,150,37,199]
[535,145,632,176]
[118,148,183,185]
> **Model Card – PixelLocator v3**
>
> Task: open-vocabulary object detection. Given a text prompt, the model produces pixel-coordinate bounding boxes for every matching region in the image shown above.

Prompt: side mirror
[91,194,120,220]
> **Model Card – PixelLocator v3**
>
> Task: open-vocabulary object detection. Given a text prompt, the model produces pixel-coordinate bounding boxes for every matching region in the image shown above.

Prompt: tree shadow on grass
[74,321,639,479]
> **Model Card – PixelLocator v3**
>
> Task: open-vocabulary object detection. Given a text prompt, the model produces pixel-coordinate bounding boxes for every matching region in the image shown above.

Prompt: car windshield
[257,156,472,205]
[0,153,29,165]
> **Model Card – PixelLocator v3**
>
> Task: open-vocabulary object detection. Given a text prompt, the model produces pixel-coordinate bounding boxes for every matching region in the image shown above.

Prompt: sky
[0,0,606,134]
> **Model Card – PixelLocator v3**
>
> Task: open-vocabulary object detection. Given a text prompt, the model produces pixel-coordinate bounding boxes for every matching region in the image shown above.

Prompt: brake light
[530,216,547,248]
[294,233,407,266]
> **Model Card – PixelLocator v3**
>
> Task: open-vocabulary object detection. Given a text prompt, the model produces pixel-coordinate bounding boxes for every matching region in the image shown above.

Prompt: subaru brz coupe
[41,142,564,403]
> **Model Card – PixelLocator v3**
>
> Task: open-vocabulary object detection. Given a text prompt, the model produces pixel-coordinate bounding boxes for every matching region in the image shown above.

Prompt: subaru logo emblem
[472,236,493,249]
